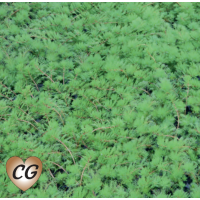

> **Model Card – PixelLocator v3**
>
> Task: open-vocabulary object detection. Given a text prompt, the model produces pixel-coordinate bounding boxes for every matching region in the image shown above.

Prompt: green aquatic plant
[0,2,200,198]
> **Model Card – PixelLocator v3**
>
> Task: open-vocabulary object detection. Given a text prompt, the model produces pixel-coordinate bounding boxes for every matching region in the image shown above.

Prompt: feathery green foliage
[0,2,200,198]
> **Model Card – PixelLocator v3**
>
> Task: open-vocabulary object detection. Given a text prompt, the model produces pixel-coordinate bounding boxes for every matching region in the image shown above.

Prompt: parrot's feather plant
[0,2,200,198]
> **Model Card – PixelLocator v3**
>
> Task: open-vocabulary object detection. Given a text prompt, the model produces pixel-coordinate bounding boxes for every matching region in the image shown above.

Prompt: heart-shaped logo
[6,156,42,191]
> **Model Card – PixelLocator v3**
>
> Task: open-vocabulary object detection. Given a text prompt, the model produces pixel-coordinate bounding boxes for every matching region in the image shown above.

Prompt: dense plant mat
[0,2,200,198]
